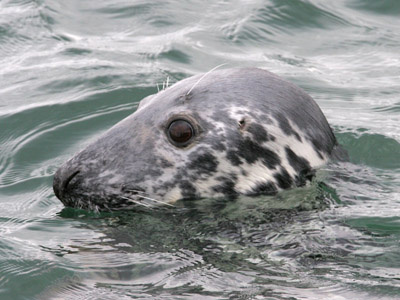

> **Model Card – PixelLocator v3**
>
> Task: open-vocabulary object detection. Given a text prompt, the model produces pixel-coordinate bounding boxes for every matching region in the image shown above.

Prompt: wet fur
[54,68,339,211]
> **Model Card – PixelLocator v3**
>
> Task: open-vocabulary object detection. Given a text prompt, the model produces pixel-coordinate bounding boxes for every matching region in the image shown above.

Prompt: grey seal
[53,68,340,210]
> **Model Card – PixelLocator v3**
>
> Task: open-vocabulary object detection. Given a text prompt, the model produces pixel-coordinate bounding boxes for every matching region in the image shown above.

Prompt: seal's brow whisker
[186,63,227,96]
[120,196,152,208]
[160,76,170,91]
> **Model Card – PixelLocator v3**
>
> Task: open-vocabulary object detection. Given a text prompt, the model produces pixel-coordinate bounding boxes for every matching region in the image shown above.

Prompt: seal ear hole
[238,118,247,131]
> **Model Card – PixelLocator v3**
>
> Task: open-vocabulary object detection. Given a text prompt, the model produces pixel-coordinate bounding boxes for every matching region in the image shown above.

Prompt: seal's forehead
[138,68,272,112]
[134,67,330,139]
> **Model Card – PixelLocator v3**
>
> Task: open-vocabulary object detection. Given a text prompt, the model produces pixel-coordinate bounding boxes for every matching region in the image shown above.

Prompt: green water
[1,0,399,299]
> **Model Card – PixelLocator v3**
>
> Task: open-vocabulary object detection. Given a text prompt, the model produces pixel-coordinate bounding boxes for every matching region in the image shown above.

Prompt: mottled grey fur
[53,68,339,210]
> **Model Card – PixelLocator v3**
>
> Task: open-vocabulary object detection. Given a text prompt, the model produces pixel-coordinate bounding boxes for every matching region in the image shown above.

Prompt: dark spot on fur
[237,137,280,169]
[188,152,218,176]
[285,147,314,186]
[212,176,237,196]
[211,109,237,128]
[158,157,173,168]
[311,137,331,158]
[249,181,277,195]
[211,140,226,151]
[274,168,293,189]
[246,123,269,142]
[226,150,242,166]
[285,147,311,173]
[276,113,302,141]
[179,180,198,199]
[311,138,322,152]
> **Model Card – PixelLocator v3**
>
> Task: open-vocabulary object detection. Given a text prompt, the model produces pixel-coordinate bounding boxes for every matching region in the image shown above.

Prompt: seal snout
[53,166,80,202]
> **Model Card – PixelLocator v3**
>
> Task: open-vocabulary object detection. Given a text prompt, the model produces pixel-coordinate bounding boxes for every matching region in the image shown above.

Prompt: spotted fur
[53,68,339,210]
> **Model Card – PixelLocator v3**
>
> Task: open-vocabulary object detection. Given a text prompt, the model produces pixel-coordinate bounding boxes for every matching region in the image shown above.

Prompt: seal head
[53,68,338,210]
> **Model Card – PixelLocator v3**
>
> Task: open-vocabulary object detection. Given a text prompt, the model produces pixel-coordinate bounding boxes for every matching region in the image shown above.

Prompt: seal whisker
[186,63,227,96]
[125,189,174,207]
[120,196,152,208]
[137,194,174,207]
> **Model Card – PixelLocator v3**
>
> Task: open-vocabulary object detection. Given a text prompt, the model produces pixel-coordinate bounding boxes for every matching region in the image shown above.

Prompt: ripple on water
[0,0,400,299]
[348,0,400,16]
[0,86,150,187]
[336,132,400,169]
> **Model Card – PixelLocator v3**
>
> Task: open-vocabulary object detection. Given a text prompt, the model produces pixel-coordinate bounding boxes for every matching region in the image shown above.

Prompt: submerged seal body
[53,68,339,210]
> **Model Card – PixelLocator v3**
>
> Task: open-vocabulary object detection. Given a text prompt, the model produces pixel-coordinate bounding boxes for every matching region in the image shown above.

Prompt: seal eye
[168,120,194,146]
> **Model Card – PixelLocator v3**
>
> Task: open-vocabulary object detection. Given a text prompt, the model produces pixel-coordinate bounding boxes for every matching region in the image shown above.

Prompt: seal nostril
[63,170,80,192]
[53,169,80,200]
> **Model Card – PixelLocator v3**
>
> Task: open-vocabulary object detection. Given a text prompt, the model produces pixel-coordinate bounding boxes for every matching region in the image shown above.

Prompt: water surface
[1,0,400,299]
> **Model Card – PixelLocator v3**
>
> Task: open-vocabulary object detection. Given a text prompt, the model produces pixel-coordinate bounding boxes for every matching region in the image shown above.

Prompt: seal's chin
[59,195,105,212]
[55,191,152,212]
